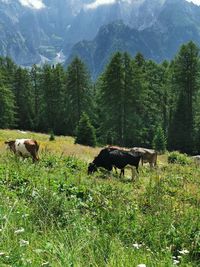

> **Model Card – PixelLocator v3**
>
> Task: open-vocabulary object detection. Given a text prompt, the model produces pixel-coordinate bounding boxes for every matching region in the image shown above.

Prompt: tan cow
[5,139,39,162]
[131,147,157,167]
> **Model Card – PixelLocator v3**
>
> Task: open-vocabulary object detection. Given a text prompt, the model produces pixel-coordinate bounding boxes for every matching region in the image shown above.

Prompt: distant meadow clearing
[0,130,199,267]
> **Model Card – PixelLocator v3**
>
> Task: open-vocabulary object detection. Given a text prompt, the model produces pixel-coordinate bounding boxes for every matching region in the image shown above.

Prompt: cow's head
[5,140,16,152]
[88,162,97,174]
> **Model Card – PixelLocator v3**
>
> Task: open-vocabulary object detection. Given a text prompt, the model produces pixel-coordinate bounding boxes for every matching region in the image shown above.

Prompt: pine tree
[30,65,43,130]
[152,126,167,153]
[13,67,34,130]
[168,41,200,154]
[66,57,94,135]
[98,52,135,145]
[75,113,96,147]
[40,64,66,134]
[0,83,16,128]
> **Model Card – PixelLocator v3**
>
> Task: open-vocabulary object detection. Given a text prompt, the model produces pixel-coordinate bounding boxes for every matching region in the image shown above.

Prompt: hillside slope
[0,129,199,266]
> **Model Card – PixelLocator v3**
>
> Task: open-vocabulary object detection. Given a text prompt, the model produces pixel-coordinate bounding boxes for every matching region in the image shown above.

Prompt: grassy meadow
[0,130,199,267]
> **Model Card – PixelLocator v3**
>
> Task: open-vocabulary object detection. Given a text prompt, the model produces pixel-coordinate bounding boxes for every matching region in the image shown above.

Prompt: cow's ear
[5,141,9,144]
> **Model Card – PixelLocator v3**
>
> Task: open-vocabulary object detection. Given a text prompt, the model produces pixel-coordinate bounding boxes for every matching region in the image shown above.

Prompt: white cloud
[19,0,45,9]
[186,0,200,5]
[84,0,117,10]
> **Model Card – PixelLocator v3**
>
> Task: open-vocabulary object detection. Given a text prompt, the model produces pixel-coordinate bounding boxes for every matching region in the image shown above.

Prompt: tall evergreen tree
[13,67,34,130]
[66,57,93,135]
[40,64,66,133]
[30,65,43,131]
[98,52,135,145]
[0,82,16,128]
[168,41,200,154]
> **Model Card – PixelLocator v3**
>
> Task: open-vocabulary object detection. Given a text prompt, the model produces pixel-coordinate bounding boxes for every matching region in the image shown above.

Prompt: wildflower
[133,243,142,249]
[137,264,146,267]
[14,227,25,234]
[19,239,29,247]
[34,249,44,254]
[179,249,189,255]
[0,252,5,256]
[173,260,180,265]
[41,262,49,266]
[22,214,29,218]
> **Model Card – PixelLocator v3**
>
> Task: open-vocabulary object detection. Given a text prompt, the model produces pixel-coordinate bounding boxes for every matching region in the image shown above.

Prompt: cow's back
[15,139,32,156]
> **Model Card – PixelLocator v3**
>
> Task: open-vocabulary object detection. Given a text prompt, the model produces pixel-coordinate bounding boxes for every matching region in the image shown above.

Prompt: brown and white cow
[131,147,157,167]
[5,139,39,162]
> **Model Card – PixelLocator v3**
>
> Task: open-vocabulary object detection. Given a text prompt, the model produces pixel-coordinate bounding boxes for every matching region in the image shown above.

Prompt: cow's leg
[132,166,139,182]
[114,166,118,174]
[30,149,39,163]
[120,169,124,178]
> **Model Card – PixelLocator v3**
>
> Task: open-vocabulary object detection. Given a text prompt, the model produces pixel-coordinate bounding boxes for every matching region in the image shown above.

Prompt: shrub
[168,151,191,165]
[49,130,55,141]
[152,126,166,153]
[75,113,97,147]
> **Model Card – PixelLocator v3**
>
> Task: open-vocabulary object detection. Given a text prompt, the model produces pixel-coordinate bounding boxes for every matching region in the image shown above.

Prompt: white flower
[19,239,29,247]
[179,249,189,255]
[137,264,146,267]
[133,243,142,249]
[22,214,29,218]
[14,228,25,234]
[173,260,180,265]
[41,262,49,266]
[0,252,5,256]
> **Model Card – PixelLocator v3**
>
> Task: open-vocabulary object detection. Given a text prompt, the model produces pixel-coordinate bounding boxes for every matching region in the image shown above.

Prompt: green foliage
[0,41,200,154]
[66,57,94,135]
[168,41,200,154]
[168,151,192,165]
[0,84,16,128]
[75,113,96,147]
[0,142,199,266]
[49,130,55,141]
[152,126,167,153]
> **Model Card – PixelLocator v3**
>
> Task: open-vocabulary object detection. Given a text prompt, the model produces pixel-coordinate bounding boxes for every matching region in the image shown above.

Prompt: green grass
[0,130,199,266]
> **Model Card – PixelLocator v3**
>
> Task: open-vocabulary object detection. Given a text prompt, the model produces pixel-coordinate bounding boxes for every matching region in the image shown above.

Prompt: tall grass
[0,130,199,266]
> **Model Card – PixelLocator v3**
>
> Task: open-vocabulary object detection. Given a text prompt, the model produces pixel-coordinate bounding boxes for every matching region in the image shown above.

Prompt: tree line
[0,41,200,154]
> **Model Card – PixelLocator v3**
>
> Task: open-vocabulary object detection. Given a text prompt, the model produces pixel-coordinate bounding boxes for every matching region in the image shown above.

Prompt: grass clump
[168,151,192,165]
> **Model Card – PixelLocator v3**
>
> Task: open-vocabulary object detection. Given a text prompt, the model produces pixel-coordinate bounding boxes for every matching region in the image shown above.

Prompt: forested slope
[0,41,200,154]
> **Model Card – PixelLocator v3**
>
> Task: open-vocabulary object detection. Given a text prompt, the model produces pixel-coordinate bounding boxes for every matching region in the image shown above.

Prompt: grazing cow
[5,139,39,162]
[88,147,141,180]
[131,147,157,167]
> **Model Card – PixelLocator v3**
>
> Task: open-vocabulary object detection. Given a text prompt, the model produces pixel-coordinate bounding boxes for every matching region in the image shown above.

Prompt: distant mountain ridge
[67,0,200,78]
[0,0,200,74]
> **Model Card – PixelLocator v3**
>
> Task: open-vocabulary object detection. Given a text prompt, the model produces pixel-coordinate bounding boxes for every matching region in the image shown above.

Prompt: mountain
[67,0,200,78]
[0,0,200,71]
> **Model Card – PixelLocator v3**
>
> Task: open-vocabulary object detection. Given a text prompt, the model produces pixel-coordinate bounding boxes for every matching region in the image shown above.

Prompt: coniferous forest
[0,41,200,154]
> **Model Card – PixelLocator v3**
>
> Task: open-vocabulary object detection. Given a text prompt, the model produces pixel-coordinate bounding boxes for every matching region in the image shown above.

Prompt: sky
[186,0,200,4]
[16,0,200,9]
[19,0,45,9]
